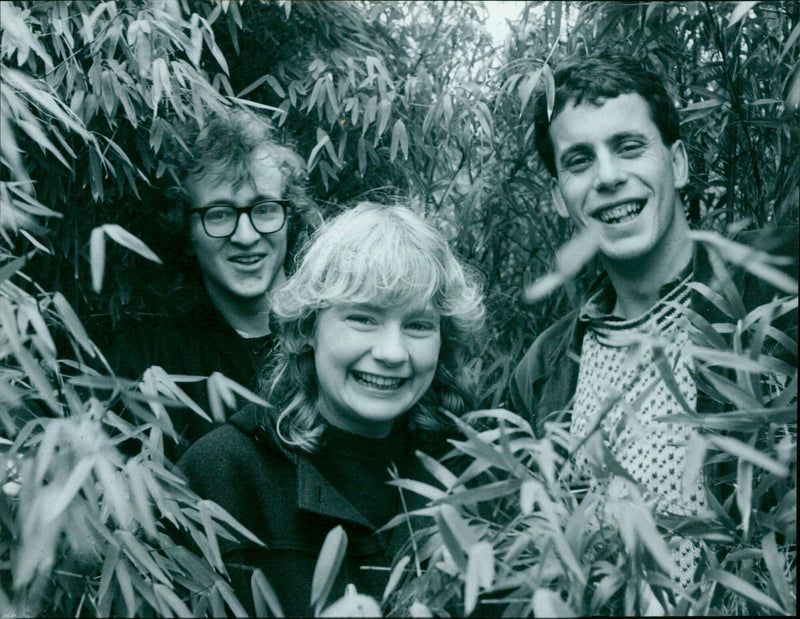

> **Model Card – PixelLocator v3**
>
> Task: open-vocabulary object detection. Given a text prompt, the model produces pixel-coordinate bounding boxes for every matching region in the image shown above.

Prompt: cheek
[188,232,222,263]
[416,337,442,375]
[267,228,289,259]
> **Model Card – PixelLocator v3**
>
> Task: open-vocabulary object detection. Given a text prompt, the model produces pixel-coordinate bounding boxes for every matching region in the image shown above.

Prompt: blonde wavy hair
[260,201,486,452]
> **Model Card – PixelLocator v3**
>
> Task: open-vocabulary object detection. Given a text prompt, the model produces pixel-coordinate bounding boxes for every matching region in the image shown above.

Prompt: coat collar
[229,404,401,531]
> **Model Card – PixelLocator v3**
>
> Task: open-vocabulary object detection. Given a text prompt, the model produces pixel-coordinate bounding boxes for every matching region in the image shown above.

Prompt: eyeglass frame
[188,199,290,238]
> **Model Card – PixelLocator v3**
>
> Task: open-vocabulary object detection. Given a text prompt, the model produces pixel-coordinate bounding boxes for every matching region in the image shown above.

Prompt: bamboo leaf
[689,345,793,377]
[686,281,736,319]
[518,70,541,116]
[434,505,470,572]
[414,450,458,490]
[736,457,753,539]
[666,300,728,349]
[728,1,759,26]
[545,509,588,586]
[200,499,267,547]
[102,224,162,264]
[382,555,411,601]
[531,588,575,618]
[97,541,121,609]
[434,479,521,507]
[43,456,94,524]
[761,532,793,612]
[310,525,348,614]
[206,372,232,422]
[543,63,555,121]
[0,255,27,284]
[89,226,106,293]
[33,419,61,484]
[691,230,797,294]
[464,547,480,615]
[115,559,137,617]
[374,98,392,143]
[520,479,538,516]
[15,343,61,413]
[683,433,708,501]
[215,580,248,618]
[707,434,789,476]
[707,568,787,614]
[307,131,332,170]
[199,501,224,572]
[390,118,408,162]
[125,460,157,538]
[52,292,95,357]
[652,344,696,415]
[378,506,440,532]
[388,478,447,501]
[695,363,763,410]
[154,583,192,617]
[212,372,270,409]
[252,568,285,617]
[524,229,598,302]
[117,531,171,589]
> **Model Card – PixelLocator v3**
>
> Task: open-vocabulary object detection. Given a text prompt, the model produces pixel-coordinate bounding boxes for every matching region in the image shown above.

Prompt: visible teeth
[597,201,644,224]
[231,256,262,264]
[353,371,404,389]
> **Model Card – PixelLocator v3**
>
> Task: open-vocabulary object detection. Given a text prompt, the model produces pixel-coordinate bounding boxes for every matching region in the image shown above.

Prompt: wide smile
[228,254,266,268]
[351,370,408,391]
[593,199,646,224]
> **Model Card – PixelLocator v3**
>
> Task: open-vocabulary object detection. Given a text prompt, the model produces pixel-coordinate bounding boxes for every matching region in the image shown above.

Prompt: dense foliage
[1,0,797,616]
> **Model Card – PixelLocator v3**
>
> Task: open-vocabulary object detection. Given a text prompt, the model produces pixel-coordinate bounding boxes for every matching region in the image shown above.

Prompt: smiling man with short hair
[511,51,796,596]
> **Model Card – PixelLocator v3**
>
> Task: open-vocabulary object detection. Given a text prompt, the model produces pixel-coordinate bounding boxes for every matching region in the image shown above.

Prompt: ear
[550,177,570,219]
[671,139,689,189]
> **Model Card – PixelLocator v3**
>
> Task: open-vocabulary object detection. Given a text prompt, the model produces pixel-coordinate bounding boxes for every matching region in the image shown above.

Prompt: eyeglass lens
[203,201,285,237]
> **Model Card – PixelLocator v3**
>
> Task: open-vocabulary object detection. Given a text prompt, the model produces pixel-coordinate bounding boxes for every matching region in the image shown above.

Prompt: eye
[405,320,438,336]
[618,140,645,156]
[345,314,377,328]
[563,153,592,172]
[204,206,235,223]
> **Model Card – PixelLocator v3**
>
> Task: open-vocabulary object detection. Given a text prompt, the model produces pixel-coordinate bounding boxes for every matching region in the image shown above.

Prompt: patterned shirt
[569,273,706,589]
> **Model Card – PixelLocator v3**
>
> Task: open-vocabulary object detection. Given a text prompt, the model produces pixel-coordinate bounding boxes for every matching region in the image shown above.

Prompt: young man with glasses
[110,109,320,461]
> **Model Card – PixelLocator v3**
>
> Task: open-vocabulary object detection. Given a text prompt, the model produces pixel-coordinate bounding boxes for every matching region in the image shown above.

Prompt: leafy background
[1,0,797,616]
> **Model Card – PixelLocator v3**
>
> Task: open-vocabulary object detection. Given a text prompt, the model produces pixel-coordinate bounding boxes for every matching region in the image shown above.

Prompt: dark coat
[177,404,431,617]
[108,294,275,461]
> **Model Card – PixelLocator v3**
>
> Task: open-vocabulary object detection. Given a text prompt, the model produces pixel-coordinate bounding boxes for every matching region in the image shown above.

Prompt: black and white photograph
[1,1,797,616]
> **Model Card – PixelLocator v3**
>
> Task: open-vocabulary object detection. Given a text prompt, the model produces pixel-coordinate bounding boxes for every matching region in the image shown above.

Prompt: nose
[371,325,410,365]
[229,211,262,245]
[594,151,626,193]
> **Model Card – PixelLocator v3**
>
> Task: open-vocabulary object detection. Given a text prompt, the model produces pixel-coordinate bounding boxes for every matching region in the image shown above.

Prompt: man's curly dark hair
[160,107,321,271]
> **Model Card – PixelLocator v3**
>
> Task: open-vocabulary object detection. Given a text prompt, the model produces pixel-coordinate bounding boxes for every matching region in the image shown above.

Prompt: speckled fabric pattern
[569,276,705,589]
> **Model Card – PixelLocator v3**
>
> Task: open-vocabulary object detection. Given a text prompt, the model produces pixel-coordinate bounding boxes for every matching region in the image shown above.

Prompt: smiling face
[548,93,689,265]
[310,302,441,438]
[186,146,289,309]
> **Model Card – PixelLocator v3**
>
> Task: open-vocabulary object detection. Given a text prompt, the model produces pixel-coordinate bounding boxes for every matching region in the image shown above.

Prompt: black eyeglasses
[189,200,289,238]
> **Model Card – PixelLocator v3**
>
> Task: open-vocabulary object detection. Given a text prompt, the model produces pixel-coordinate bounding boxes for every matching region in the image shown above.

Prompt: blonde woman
[179,202,485,615]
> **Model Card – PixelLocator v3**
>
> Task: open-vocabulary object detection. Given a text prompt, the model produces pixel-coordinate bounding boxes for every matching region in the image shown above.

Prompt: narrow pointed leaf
[310,525,348,613]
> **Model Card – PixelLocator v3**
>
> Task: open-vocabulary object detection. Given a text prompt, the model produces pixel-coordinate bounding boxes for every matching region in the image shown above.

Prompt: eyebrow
[199,195,283,208]
[343,302,437,318]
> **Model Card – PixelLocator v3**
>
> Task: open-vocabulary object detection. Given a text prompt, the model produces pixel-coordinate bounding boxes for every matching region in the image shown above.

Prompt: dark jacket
[177,404,432,617]
[108,294,275,461]
[511,227,798,437]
